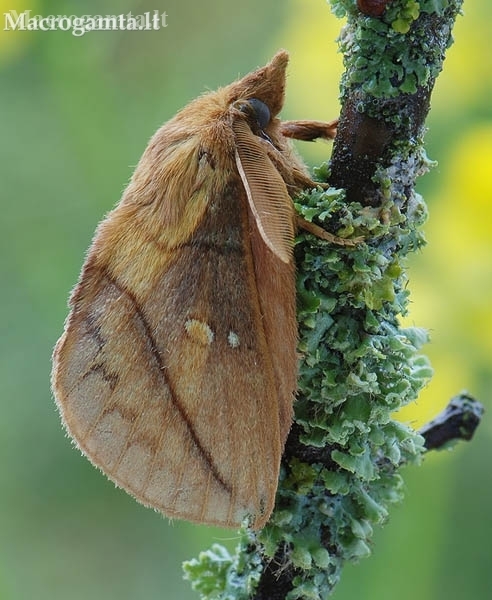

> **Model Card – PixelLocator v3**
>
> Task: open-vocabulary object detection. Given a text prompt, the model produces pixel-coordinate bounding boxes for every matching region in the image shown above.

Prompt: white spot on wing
[228,331,240,348]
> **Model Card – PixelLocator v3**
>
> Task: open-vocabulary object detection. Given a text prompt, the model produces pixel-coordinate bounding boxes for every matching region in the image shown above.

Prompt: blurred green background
[1,0,490,598]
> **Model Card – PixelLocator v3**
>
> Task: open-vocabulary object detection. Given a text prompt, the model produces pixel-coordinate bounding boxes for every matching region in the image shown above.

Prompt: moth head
[225,50,289,119]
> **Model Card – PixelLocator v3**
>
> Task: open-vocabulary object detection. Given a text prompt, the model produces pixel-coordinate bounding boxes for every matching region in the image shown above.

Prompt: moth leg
[282,118,362,246]
[280,119,338,142]
[296,215,364,247]
[289,168,322,189]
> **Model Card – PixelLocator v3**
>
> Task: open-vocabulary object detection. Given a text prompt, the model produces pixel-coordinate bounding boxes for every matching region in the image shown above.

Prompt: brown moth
[52,50,348,529]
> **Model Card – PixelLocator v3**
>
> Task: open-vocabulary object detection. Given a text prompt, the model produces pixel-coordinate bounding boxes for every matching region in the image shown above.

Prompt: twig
[420,393,484,451]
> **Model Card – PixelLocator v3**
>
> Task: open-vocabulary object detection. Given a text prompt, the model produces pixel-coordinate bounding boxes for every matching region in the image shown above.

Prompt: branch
[329,0,461,208]
[183,1,482,599]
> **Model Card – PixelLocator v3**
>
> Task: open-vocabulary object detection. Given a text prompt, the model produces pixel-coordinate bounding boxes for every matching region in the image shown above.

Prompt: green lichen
[388,0,421,34]
[263,188,429,588]
[330,0,463,102]
[183,539,262,600]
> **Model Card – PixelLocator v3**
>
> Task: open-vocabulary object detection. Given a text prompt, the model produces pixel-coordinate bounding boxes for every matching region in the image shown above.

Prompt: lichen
[330,0,462,103]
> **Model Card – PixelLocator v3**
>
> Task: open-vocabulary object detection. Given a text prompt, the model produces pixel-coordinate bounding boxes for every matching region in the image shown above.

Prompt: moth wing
[52,164,285,529]
[233,119,295,264]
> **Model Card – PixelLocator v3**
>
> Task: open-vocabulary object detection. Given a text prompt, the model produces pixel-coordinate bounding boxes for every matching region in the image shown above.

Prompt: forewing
[52,177,282,529]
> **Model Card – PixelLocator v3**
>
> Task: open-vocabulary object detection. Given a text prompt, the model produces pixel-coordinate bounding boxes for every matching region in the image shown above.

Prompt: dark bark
[329,86,431,206]
[419,393,484,450]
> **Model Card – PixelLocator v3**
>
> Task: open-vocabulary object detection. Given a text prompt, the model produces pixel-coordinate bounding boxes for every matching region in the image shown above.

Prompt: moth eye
[236,98,271,131]
[246,98,271,130]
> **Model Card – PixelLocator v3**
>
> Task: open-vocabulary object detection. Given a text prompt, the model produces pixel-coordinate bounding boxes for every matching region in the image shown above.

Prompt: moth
[52,50,352,529]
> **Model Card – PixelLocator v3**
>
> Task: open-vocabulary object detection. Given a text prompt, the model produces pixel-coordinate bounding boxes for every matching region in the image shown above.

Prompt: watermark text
[4,10,168,36]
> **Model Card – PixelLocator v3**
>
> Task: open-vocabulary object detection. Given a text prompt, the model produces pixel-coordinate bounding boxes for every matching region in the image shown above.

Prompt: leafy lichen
[331,0,462,102]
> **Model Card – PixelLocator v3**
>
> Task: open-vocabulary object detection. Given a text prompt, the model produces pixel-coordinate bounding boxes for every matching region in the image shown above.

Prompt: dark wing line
[104,269,232,495]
